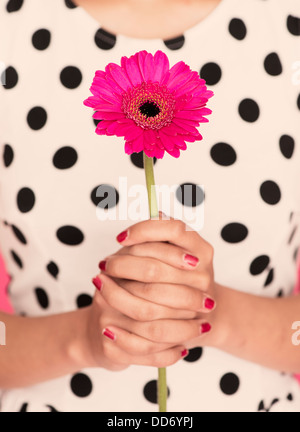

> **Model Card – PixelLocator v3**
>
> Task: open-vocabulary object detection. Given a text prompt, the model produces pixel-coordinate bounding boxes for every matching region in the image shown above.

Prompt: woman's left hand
[97,213,220,350]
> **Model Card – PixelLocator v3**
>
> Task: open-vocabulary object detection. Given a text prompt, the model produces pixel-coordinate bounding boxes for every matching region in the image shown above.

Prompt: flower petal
[106,63,132,91]
[134,50,148,82]
[159,130,175,151]
[93,111,125,121]
[124,140,133,155]
[130,134,145,153]
[143,52,155,82]
[172,118,200,134]
[121,55,143,87]
[153,50,170,84]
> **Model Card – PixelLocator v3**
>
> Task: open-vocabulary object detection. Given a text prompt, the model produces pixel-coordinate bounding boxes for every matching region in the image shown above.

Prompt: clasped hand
[88,213,217,371]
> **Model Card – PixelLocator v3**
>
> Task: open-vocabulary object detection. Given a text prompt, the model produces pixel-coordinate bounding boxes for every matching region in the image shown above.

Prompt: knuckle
[128,244,143,256]
[205,242,214,262]
[147,321,165,342]
[153,351,178,368]
[200,272,211,292]
[143,261,159,282]
[172,219,186,238]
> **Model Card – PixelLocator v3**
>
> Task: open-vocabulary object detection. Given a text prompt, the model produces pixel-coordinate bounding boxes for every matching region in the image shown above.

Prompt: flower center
[122,82,175,130]
[139,101,160,118]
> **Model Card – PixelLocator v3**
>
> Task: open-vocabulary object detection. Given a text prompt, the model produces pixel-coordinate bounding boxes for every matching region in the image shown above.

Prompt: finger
[116,314,211,344]
[101,325,174,356]
[114,241,201,270]
[115,216,213,262]
[102,331,189,368]
[93,273,198,320]
[98,254,212,291]
[114,278,215,313]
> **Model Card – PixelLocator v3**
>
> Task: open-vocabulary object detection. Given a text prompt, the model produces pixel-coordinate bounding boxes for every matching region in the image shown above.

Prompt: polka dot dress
[0,0,300,412]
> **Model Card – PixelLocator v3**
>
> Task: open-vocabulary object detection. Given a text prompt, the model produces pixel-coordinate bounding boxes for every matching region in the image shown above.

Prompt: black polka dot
[264,268,274,287]
[264,52,282,76]
[238,98,260,123]
[34,287,49,309]
[6,0,23,12]
[76,293,93,308]
[32,29,51,50]
[56,225,84,246]
[219,372,240,395]
[70,373,92,397]
[276,288,284,297]
[46,261,59,279]
[228,18,247,40]
[287,15,300,36]
[221,223,248,243]
[176,183,204,207]
[1,66,18,89]
[91,184,119,209]
[293,246,299,262]
[60,66,82,89]
[27,106,47,130]
[287,393,293,401]
[46,405,60,412]
[288,226,297,244]
[19,403,28,412]
[210,142,237,166]
[3,144,14,167]
[249,255,270,275]
[11,224,27,244]
[297,94,300,111]
[279,135,295,159]
[130,151,157,169]
[200,62,222,85]
[65,0,78,8]
[260,180,281,205]
[53,146,78,169]
[17,187,36,213]
[10,250,23,268]
[93,118,101,128]
[94,28,117,50]
[163,35,185,50]
[143,380,170,404]
[183,347,203,362]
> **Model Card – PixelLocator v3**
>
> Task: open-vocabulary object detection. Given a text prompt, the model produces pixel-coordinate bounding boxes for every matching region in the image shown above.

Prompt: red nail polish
[116,230,128,243]
[183,253,199,267]
[204,297,215,310]
[99,260,106,271]
[181,349,189,358]
[92,277,102,291]
[200,322,211,334]
[102,328,116,341]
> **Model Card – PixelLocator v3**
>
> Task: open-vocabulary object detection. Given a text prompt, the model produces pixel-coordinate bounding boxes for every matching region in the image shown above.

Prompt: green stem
[143,152,167,413]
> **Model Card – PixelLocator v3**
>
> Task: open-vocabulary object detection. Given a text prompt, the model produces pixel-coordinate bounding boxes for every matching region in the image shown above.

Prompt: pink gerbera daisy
[84,50,213,159]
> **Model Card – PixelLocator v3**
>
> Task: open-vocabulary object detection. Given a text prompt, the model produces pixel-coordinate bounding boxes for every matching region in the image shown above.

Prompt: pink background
[0,253,12,313]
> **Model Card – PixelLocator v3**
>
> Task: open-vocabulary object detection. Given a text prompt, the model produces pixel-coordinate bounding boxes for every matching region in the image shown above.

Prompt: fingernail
[92,277,102,291]
[204,297,215,310]
[102,328,116,341]
[99,260,106,271]
[183,253,199,267]
[200,322,211,334]
[116,230,128,243]
[181,349,189,358]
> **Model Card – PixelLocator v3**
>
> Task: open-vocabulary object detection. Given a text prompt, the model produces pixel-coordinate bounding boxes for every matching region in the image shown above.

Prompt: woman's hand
[88,214,219,371]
